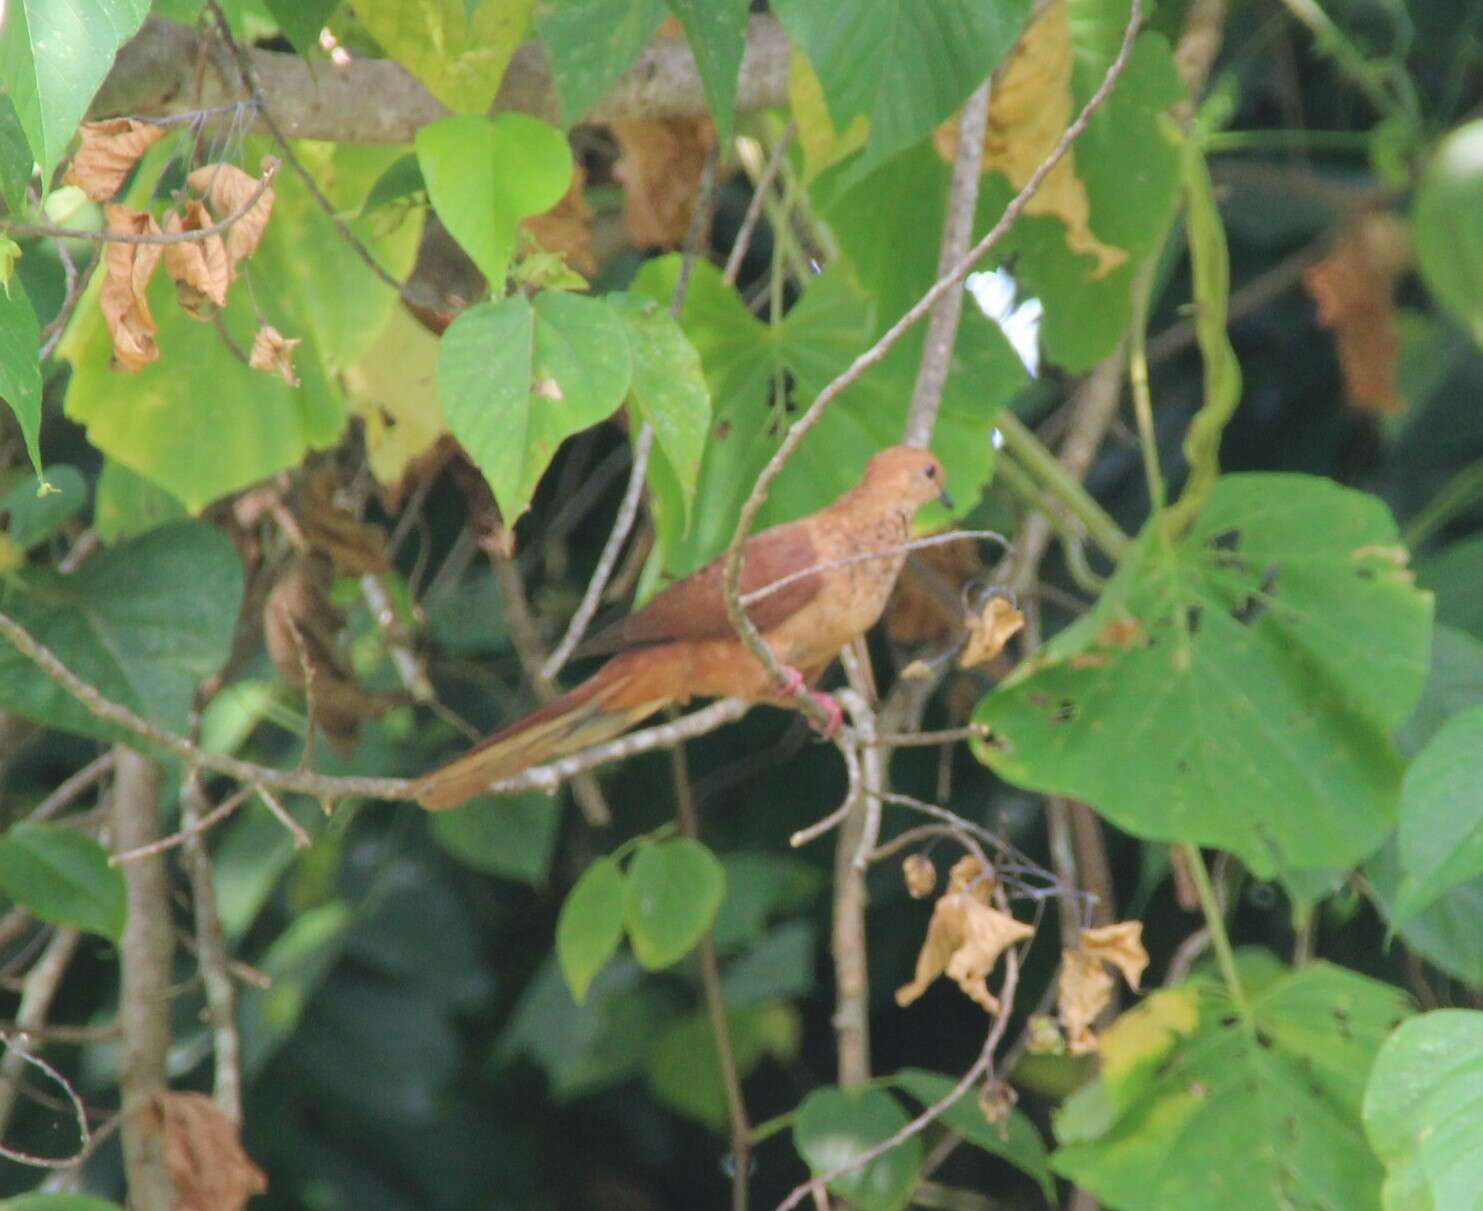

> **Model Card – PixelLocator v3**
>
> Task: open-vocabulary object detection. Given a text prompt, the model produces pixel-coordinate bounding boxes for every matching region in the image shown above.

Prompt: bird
[410,445,951,810]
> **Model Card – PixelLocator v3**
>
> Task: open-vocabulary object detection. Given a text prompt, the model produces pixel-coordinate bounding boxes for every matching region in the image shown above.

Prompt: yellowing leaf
[249,324,302,387]
[1097,986,1198,1082]
[162,200,230,317]
[99,205,164,372]
[187,158,278,275]
[63,118,166,201]
[343,304,448,490]
[1080,920,1149,992]
[936,0,1125,278]
[960,595,1026,670]
[789,47,869,183]
[896,855,1033,1014]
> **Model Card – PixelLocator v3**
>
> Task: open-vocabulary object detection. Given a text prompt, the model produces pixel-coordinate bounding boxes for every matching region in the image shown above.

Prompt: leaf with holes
[975,474,1432,876]
[0,823,126,941]
[1363,1009,1483,1211]
[439,291,631,523]
[1054,957,1411,1211]
[623,838,724,970]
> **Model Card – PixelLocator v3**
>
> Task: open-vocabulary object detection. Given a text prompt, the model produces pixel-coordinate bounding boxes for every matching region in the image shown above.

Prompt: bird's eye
[923,465,937,479]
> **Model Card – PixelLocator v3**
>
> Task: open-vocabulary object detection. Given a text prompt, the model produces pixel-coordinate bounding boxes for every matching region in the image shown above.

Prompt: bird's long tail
[411,660,672,810]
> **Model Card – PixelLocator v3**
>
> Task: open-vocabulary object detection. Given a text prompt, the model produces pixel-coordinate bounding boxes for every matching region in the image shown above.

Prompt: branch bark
[111,747,175,1211]
[93,17,790,142]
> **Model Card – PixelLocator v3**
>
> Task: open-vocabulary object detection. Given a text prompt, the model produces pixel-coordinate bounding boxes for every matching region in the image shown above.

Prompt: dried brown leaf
[1057,947,1114,1055]
[611,117,715,248]
[152,1090,267,1211]
[64,118,166,201]
[959,596,1026,670]
[903,853,937,899]
[100,205,164,372]
[1080,920,1149,992]
[299,467,391,575]
[187,158,277,274]
[896,855,1031,1014]
[935,0,1125,278]
[1302,213,1411,415]
[522,162,596,276]
[162,201,229,318]
[249,324,302,387]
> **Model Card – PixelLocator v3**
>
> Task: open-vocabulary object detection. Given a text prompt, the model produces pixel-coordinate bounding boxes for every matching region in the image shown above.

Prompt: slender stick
[1180,843,1248,1019]
[723,121,795,287]
[0,928,80,1137]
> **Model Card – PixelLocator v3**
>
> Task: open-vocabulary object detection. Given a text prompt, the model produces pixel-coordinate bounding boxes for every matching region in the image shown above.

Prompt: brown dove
[411,446,949,809]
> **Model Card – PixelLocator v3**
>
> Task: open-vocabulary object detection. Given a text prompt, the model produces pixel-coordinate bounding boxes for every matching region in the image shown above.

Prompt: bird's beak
[938,488,955,511]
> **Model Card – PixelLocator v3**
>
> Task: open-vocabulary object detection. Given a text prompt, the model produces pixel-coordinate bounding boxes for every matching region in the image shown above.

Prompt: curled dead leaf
[100,205,165,372]
[1303,213,1411,415]
[249,324,302,387]
[935,0,1125,278]
[64,118,166,201]
[977,1080,1018,1135]
[152,1090,267,1211]
[903,853,937,899]
[896,855,1031,1014]
[299,467,391,576]
[959,595,1026,670]
[187,157,278,274]
[522,161,596,276]
[1057,947,1114,1055]
[611,117,716,248]
[1080,920,1149,992]
[162,200,230,318]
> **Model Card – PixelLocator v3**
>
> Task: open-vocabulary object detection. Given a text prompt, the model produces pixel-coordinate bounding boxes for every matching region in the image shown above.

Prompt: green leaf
[535,0,666,127]
[439,291,631,522]
[975,474,1433,876]
[416,112,572,290]
[1419,533,1483,642]
[0,520,243,740]
[557,857,627,1002]
[1364,1009,1483,1211]
[239,901,353,1077]
[353,0,533,114]
[1413,120,1483,346]
[265,0,340,56]
[0,275,43,480]
[1053,959,1411,1211]
[0,0,149,176]
[0,91,31,217]
[662,0,747,143]
[710,850,823,953]
[63,142,419,511]
[93,458,187,544]
[794,1086,922,1211]
[894,1068,1055,1201]
[774,0,1030,176]
[360,152,426,213]
[719,920,815,1006]
[0,822,126,941]
[648,1000,801,1128]
[609,292,710,540]
[2,464,85,550]
[1391,705,1483,921]
[432,793,562,886]
[623,837,725,970]
[1368,841,1483,989]
[0,1197,127,1211]
[1395,624,1483,757]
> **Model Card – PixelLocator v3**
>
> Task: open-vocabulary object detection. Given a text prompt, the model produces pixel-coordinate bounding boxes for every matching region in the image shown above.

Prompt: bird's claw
[807,690,844,739]
[773,665,807,698]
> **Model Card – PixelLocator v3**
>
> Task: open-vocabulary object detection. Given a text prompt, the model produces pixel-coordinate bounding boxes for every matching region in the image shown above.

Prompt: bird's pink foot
[772,665,807,698]
[807,690,844,738]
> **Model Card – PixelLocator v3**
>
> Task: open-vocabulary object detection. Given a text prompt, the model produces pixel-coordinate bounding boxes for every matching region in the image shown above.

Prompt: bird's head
[862,446,952,511]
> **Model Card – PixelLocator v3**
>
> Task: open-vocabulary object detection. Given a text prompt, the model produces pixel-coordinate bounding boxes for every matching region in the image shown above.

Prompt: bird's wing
[578,521,824,655]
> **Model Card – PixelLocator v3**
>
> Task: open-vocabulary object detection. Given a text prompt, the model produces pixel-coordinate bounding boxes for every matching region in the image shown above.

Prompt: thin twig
[28,751,115,823]
[869,725,989,749]
[0,927,80,1138]
[0,1036,93,1168]
[5,163,278,244]
[722,0,1143,707]
[110,782,254,866]
[723,121,795,287]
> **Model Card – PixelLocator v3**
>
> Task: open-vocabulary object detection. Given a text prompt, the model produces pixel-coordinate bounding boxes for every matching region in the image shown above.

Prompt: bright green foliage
[93,459,186,544]
[265,0,340,56]
[977,474,1432,875]
[1,464,84,550]
[439,291,631,522]
[431,793,563,886]
[0,93,31,215]
[775,0,1031,178]
[794,1086,922,1211]
[1364,1010,1483,1211]
[1392,707,1483,921]
[0,823,126,941]
[648,1000,801,1127]
[894,1069,1055,1200]
[0,276,43,480]
[624,837,725,969]
[610,292,711,542]
[1054,957,1412,1211]
[415,113,572,290]
[0,0,149,176]
[353,0,533,114]
[662,0,748,143]
[557,856,627,1003]
[535,0,666,127]
[1413,120,1483,346]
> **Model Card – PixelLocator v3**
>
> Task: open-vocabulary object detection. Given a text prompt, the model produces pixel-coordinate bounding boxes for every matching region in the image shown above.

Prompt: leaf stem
[1128,257,1167,512]
[994,412,1128,559]
[1179,843,1249,1020]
